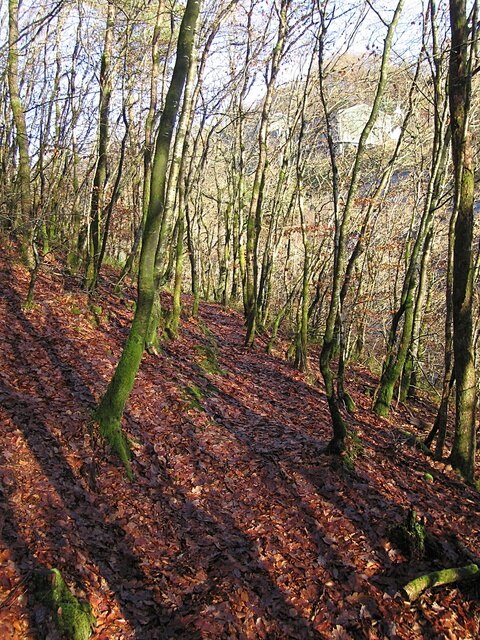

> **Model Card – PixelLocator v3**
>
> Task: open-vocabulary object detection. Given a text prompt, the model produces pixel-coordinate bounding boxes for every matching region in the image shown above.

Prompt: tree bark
[319,0,405,451]
[117,0,165,286]
[373,12,450,417]
[426,212,455,457]
[245,0,290,346]
[94,0,201,477]
[402,564,479,602]
[7,0,33,259]
[86,0,115,290]
[448,0,477,483]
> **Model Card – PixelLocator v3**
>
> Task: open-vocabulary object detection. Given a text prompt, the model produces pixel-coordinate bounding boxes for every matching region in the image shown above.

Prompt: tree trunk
[7,0,33,261]
[117,0,165,286]
[448,0,477,483]
[86,0,115,290]
[426,212,456,458]
[402,564,479,602]
[94,0,201,477]
[401,228,433,401]
[373,11,450,416]
[318,0,405,450]
[245,0,290,346]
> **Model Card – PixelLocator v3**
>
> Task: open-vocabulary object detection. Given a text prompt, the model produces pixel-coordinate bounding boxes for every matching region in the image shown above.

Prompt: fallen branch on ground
[402,564,479,601]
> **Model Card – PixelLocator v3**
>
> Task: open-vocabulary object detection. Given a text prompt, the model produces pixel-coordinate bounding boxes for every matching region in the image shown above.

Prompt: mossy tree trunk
[374,273,418,417]
[400,228,433,401]
[7,0,33,260]
[337,70,417,411]
[94,0,201,477]
[373,5,450,417]
[34,568,96,640]
[244,0,290,347]
[402,564,479,602]
[426,211,455,458]
[86,0,115,291]
[147,49,198,346]
[148,0,232,342]
[294,189,310,373]
[166,196,185,337]
[448,0,477,483]
[218,198,232,307]
[181,119,212,320]
[318,0,404,452]
[186,201,200,317]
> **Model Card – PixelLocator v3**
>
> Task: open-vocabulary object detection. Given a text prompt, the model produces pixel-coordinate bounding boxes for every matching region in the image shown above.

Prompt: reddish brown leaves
[0,253,479,638]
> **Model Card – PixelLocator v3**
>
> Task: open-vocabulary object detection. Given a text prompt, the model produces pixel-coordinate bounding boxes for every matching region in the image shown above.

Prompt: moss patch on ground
[184,384,205,411]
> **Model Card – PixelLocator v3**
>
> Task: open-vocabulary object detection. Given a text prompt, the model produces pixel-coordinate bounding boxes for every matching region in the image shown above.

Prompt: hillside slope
[0,252,479,639]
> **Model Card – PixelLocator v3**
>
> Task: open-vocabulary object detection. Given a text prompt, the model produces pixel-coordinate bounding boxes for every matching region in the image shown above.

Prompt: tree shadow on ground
[0,272,325,637]
[0,274,186,638]
[2,267,479,638]
[174,304,480,634]
[0,464,49,635]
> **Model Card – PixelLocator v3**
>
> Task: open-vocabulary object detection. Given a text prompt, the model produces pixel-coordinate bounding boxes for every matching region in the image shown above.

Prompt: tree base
[322,438,346,456]
[33,568,96,640]
[342,391,356,414]
[94,409,133,480]
[389,509,426,561]
[373,397,390,418]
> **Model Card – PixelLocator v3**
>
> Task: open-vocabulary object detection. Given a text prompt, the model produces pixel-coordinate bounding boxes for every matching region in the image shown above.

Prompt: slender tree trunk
[147,23,199,346]
[448,0,477,482]
[245,0,290,346]
[186,202,200,317]
[218,200,232,306]
[7,0,33,260]
[66,20,84,272]
[97,101,131,276]
[86,0,115,290]
[401,228,433,401]
[117,0,165,286]
[318,0,405,451]
[167,197,185,337]
[338,73,417,409]
[373,19,449,416]
[94,0,201,477]
[426,211,455,457]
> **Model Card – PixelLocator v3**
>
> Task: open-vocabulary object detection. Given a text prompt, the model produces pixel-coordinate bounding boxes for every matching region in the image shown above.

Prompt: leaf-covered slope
[0,253,479,639]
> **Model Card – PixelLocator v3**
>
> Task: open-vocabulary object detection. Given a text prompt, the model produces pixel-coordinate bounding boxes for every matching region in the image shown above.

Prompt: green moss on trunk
[94,0,201,478]
[94,316,148,479]
[402,564,479,601]
[320,336,347,453]
[448,0,477,483]
[389,509,426,560]
[373,294,415,417]
[34,568,96,640]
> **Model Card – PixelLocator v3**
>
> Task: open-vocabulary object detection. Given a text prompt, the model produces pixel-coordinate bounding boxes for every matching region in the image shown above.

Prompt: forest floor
[0,247,480,640]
